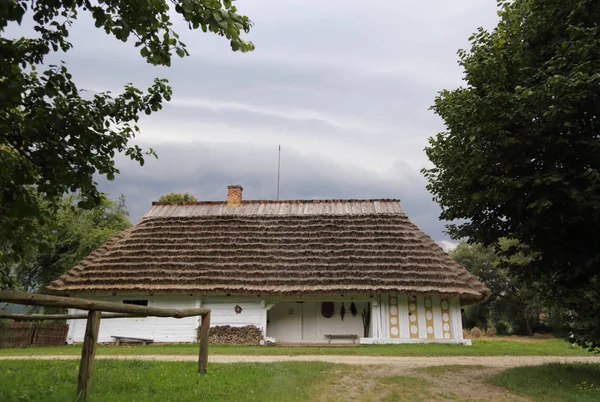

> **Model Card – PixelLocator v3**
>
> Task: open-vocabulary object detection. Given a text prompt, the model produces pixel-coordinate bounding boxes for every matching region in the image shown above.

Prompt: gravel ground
[1,354,599,368]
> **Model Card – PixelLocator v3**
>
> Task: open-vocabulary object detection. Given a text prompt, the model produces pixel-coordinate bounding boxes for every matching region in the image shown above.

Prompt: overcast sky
[12,1,501,250]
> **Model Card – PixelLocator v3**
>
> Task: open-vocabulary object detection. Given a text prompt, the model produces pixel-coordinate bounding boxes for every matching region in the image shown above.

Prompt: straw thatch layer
[48,200,489,303]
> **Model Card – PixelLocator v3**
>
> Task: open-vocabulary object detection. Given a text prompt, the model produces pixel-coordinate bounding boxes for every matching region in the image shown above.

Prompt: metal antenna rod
[277,144,281,200]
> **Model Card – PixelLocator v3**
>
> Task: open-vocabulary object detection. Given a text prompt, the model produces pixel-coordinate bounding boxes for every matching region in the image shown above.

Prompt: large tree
[0,0,253,261]
[423,0,600,349]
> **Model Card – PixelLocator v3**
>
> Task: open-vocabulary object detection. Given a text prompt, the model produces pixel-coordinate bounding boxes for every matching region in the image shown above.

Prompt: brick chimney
[227,185,243,208]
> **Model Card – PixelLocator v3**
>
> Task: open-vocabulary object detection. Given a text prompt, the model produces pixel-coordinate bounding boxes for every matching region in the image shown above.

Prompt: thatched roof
[48,199,489,304]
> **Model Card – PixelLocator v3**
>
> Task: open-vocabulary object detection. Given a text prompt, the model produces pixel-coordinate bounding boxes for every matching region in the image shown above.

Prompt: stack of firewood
[205,325,262,345]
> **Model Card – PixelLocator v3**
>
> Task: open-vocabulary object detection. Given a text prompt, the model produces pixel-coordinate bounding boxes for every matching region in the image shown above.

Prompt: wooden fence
[0,290,211,401]
[0,322,69,348]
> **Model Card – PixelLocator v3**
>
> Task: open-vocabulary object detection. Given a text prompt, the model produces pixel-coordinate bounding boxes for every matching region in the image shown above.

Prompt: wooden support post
[198,312,210,374]
[77,310,101,400]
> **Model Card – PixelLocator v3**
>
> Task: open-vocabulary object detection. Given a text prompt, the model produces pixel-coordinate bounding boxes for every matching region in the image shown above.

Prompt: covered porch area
[265,298,371,344]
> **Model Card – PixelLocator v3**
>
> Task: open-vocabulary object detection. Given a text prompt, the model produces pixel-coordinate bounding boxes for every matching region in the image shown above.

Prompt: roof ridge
[151,198,401,206]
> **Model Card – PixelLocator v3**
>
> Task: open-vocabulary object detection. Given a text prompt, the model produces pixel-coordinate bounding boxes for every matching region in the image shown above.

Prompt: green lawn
[0,337,591,356]
[0,359,345,402]
[488,363,600,402]
[3,359,599,401]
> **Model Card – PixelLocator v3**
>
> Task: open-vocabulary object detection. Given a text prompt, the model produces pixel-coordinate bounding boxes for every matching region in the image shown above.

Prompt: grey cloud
[63,47,438,133]
[6,0,500,248]
[98,141,450,243]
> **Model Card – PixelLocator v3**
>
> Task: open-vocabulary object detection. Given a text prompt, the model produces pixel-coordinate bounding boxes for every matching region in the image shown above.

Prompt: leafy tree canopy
[157,192,199,202]
[2,193,131,292]
[450,240,564,336]
[0,0,253,261]
[423,0,600,349]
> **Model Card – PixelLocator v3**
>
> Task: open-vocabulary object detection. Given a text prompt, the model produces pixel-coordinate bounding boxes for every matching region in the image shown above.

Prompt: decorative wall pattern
[388,295,400,338]
[408,295,419,338]
[440,298,453,339]
[424,297,435,339]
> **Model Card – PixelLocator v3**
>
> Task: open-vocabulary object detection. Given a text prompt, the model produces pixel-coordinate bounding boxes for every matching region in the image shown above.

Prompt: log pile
[206,325,262,346]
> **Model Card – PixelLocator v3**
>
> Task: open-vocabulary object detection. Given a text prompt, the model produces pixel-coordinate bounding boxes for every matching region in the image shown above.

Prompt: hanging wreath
[350,302,357,317]
[340,302,346,321]
[321,302,334,318]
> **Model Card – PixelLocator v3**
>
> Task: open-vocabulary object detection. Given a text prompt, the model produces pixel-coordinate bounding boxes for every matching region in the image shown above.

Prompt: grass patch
[488,363,600,402]
[415,364,488,376]
[377,375,445,401]
[0,337,591,357]
[0,359,346,402]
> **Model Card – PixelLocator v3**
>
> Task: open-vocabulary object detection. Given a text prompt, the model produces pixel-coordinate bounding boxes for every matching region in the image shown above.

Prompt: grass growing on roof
[0,337,591,357]
[488,363,600,402]
[0,359,347,402]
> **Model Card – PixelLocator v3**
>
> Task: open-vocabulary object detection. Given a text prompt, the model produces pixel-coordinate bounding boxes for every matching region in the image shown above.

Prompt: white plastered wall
[66,295,265,344]
[65,294,467,345]
[67,295,199,343]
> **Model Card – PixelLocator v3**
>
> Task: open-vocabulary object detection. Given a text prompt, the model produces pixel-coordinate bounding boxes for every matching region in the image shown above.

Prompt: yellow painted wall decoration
[388,295,400,338]
[424,296,435,339]
[440,298,453,339]
[408,295,419,338]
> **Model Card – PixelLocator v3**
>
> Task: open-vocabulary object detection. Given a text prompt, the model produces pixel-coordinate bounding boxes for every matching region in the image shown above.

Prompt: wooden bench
[112,335,154,346]
[324,334,360,344]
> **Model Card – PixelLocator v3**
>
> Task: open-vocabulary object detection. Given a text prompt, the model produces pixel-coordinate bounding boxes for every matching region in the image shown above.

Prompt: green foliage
[451,240,558,336]
[0,0,253,262]
[158,192,199,202]
[423,0,600,349]
[488,363,600,402]
[6,193,131,292]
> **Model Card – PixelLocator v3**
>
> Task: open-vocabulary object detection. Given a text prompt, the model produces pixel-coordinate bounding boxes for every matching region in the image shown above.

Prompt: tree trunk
[525,317,533,336]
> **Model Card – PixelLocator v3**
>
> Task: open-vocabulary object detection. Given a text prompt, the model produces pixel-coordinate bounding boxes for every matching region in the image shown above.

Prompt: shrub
[495,321,513,335]
[486,327,497,337]
[462,329,470,339]
[471,327,482,338]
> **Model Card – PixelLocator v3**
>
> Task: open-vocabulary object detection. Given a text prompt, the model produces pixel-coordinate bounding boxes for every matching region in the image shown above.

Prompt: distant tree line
[1,192,200,292]
[1,194,131,292]
[451,240,568,337]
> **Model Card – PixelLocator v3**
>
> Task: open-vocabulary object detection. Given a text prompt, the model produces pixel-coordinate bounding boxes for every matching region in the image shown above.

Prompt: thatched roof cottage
[49,185,489,345]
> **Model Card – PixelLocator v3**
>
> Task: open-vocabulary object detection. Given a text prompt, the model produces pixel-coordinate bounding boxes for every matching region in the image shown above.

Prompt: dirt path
[317,365,530,401]
[1,354,599,368]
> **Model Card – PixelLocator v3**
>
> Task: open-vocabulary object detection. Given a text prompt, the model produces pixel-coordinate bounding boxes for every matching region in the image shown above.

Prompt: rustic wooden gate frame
[0,290,211,400]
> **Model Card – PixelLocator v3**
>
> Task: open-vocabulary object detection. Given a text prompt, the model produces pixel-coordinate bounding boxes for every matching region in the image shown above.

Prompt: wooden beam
[0,291,210,318]
[0,312,145,321]
[77,310,101,400]
[198,311,210,374]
